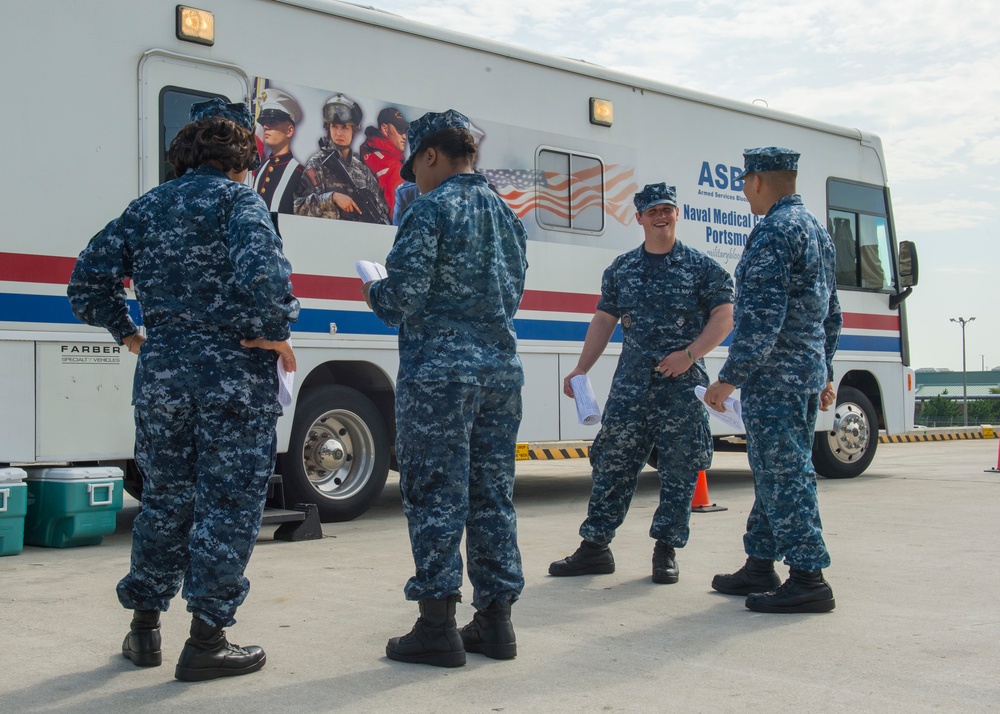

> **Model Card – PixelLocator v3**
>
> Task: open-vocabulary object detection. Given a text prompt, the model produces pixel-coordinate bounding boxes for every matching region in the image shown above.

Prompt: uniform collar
[765,193,804,218]
[440,172,487,188]
[191,164,227,178]
[636,239,686,262]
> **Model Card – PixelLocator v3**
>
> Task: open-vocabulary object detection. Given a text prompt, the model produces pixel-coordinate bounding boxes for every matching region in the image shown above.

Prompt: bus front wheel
[279,385,390,522]
[812,386,878,479]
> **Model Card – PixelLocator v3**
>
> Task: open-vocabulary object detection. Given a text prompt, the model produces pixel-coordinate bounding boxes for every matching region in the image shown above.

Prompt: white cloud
[894,197,995,233]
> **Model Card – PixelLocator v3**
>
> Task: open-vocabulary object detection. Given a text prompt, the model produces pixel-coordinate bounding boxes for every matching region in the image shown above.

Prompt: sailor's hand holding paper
[240,337,296,373]
[564,370,601,425]
[563,367,585,397]
[357,260,388,309]
[703,379,735,413]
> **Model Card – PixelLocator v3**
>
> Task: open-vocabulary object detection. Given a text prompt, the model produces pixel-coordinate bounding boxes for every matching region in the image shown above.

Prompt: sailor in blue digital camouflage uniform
[549,183,734,584]
[705,147,842,613]
[68,98,299,679]
[363,109,528,667]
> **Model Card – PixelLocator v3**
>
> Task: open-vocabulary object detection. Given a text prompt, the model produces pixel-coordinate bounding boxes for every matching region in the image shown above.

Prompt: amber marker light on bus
[176,5,215,46]
[590,98,613,127]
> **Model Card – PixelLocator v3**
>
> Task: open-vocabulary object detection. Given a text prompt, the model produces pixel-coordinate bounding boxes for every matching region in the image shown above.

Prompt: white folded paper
[355,259,387,283]
[277,356,295,408]
[694,385,744,432]
[570,374,601,426]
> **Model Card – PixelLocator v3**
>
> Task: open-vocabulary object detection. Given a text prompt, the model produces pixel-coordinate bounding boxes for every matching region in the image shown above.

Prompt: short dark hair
[168,116,259,176]
[758,169,797,193]
[418,127,477,165]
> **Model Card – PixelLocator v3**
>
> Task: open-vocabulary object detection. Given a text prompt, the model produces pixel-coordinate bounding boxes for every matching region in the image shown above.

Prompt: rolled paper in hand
[570,374,601,426]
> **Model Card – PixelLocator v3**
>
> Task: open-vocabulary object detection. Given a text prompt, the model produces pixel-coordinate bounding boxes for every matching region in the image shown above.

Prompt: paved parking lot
[2,439,998,713]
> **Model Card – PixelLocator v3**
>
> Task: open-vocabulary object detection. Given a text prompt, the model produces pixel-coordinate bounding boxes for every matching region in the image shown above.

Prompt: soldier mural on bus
[248,77,639,241]
[293,93,390,224]
[252,87,306,215]
[360,107,410,217]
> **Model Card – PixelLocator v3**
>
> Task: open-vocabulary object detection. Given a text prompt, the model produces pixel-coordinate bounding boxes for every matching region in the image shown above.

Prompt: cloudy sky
[371,0,999,372]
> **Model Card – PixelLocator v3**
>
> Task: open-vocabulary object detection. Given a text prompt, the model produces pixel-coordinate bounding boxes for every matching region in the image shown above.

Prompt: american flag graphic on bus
[480,163,637,226]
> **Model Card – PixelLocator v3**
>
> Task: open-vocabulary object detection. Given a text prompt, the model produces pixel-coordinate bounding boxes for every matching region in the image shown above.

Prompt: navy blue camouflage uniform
[581,242,733,547]
[368,171,528,610]
[68,164,299,628]
[719,193,842,571]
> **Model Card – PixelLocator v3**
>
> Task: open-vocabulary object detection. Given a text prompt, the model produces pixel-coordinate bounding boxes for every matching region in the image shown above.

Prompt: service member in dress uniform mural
[253,88,306,215]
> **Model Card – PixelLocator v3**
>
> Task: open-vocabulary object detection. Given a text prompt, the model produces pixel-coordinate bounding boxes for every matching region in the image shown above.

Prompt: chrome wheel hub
[826,402,869,462]
[300,409,375,500]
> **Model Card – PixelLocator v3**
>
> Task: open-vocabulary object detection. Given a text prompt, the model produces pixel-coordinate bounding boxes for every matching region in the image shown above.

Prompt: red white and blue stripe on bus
[0,251,901,353]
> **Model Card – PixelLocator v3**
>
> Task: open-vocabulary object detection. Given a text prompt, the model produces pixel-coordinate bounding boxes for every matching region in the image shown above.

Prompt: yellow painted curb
[517,445,590,461]
[879,431,997,443]
[517,429,998,460]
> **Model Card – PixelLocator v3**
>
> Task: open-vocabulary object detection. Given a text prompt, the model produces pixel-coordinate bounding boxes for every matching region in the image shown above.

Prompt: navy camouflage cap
[633,183,678,213]
[739,146,800,178]
[400,109,475,182]
[190,98,254,131]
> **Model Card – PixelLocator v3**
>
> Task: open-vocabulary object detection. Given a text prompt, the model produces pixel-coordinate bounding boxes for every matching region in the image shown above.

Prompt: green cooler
[0,467,28,556]
[24,466,124,548]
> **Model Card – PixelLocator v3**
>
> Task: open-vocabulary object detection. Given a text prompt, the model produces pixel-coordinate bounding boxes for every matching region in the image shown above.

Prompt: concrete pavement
[1,439,998,713]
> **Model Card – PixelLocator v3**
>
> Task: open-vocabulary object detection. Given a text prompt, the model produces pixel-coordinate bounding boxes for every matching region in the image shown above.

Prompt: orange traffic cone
[987,432,1000,474]
[691,470,727,513]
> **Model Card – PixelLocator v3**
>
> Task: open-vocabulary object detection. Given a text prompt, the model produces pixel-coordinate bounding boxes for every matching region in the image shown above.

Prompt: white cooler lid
[0,467,27,483]
[24,466,124,482]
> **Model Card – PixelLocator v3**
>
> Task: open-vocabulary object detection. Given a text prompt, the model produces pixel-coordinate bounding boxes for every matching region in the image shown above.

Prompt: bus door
[139,50,250,192]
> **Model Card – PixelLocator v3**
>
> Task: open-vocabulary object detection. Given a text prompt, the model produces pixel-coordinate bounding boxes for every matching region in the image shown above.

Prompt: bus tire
[279,385,390,522]
[812,386,878,479]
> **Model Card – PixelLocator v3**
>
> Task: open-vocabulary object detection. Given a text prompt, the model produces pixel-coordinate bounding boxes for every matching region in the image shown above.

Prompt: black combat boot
[386,596,466,667]
[122,609,162,667]
[745,568,836,613]
[460,600,517,660]
[548,540,615,576]
[651,541,679,584]
[174,616,266,681]
[711,556,782,596]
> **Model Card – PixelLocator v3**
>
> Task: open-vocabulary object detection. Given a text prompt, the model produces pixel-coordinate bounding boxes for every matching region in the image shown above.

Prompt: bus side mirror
[889,241,918,310]
[898,241,918,288]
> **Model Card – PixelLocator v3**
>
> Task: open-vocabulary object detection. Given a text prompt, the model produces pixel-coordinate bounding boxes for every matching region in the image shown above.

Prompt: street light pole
[950,317,976,426]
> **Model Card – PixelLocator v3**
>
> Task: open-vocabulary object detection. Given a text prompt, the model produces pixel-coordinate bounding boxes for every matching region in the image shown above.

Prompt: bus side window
[859,214,891,290]
[535,148,605,234]
[831,213,858,287]
[827,179,893,292]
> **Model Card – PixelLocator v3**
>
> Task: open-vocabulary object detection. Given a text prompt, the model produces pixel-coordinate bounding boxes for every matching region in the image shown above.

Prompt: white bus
[1,0,918,522]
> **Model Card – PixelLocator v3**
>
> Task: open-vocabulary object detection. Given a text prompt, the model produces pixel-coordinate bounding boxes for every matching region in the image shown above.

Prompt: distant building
[914,371,1000,400]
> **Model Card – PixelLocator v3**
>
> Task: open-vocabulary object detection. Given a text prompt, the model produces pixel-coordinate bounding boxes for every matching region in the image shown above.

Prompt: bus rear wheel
[279,385,390,522]
[812,386,878,479]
